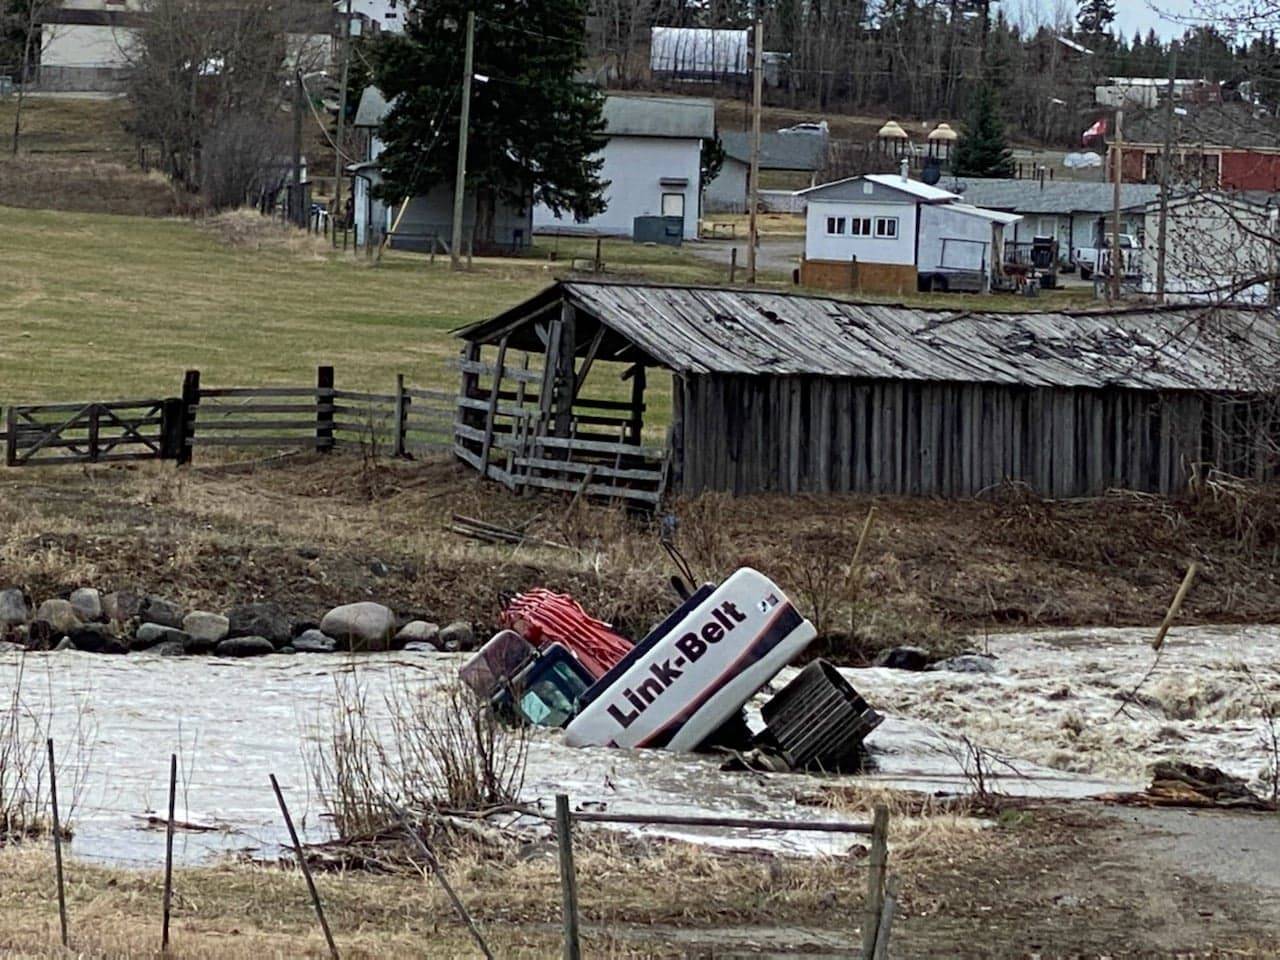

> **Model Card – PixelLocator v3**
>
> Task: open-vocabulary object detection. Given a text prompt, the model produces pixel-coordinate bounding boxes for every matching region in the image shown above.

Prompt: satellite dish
[921,162,942,185]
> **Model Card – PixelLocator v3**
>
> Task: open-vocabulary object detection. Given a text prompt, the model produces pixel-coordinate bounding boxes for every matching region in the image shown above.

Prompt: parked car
[1073,233,1139,280]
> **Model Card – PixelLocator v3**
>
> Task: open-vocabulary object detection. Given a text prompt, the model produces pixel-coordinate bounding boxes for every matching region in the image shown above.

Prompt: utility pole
[293,68,304,227]
[334,0,352,222]
[1155,54,1177,303]
[450,10,476,272]
[746,17,763,285]
[1110,108,1123,302]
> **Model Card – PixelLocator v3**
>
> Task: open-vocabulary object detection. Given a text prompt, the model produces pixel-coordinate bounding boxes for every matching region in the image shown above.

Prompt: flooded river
[2,623,1275,867]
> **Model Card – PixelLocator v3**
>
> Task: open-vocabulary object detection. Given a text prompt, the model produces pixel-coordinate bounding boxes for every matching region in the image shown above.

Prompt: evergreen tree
[952,84,1014,178]
[1076,0,1115,36]
[372,0,607,243]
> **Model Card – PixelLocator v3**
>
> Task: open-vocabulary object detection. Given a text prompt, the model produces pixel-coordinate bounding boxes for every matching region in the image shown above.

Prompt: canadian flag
[1082,118,1108,144]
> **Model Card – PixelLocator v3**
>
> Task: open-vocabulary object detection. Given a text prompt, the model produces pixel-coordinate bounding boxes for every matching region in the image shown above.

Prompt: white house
[797,170,1021,294]
[350,86,532,251]
[1141,193,1279,304]
[348,0,405,34]
[532,95,714,241]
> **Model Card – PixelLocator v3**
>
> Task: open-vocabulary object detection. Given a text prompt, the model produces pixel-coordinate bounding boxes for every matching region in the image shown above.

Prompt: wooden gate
[3,399,183,467]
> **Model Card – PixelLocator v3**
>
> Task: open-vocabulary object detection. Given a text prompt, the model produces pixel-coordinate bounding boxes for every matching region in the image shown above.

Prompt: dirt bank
[2,455,1278,660]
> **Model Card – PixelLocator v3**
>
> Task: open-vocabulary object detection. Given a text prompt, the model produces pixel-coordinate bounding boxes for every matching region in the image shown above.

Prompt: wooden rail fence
[2,368,455,468]
[452,352,668,509]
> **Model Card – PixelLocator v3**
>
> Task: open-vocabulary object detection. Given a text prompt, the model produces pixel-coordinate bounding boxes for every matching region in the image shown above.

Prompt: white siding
[534,135,703,240]
[41,23,134,68]
[803,196,917,265]
[918,205,995,272]
[1141,200,1276,304]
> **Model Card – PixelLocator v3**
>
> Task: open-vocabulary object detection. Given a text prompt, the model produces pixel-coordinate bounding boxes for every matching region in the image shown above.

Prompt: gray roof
[603,96,715,140]
[947,177,1161,214]
[459,280,1278,392]
[354,86,391,128]
[721,132,827,171]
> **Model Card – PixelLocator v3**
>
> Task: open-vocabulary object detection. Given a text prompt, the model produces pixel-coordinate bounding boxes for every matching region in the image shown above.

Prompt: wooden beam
[478,334,510,474]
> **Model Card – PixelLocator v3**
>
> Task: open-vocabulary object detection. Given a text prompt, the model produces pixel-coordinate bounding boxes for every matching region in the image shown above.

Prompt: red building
[1109,102,1280,192]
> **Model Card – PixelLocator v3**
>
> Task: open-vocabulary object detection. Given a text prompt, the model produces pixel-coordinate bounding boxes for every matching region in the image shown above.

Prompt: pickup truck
[1073,233,1140,280]
[460,568,883,771]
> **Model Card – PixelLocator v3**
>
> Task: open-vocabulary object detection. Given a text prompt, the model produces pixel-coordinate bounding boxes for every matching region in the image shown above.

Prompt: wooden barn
[453,280,1280,503]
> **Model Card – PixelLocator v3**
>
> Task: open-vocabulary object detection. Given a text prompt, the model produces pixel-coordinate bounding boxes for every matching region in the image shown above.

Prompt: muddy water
[2,623,1274,867]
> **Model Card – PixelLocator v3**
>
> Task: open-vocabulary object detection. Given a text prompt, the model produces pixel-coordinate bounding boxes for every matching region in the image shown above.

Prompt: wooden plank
[532,435,665,458]
[453,359,543,384]
[198,403,333,416]
[11,399,166,414]
[513,456,662,483]
[330,390,397,403]
[479,335,510,474]
[836,380,852,493]
[197,387,321,399]
[788,377,801,494]
[190,436,317,447]
[403,387,458,402]
[519,473,660,504]
[192,420,326,431]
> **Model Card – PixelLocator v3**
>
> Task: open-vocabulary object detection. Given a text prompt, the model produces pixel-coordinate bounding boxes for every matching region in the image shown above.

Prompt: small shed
[453,281,1280,503]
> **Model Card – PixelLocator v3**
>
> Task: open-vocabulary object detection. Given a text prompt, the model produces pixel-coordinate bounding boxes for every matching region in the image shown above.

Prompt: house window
[874,217,898,238]
[826,216,847,235]
[849,217,873,236]
[661,192,685,219]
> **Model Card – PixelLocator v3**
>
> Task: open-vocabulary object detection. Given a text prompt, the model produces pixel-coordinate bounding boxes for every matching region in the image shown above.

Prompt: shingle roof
[458,280,1278,392]
[602,96,715,140]
[721,131,827,171]
[947,177,1161,214]
[1121,101,1280,150]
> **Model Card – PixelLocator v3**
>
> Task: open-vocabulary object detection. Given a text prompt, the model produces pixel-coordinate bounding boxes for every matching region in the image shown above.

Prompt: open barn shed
[453,280,1280,502]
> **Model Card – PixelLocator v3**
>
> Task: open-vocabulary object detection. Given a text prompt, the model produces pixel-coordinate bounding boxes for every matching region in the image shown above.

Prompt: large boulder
[319,602,395,652]
[215,636,275,658]
[35,599,81,636]
[139,596,184,629]
[133,623,190,650]
[227,603,291,647]
[69,588,103,623]
[873,646,931,672]
[438,621,476,652]
[182,612,230,645]
[293,629,337,654]
[394,620,440,649]
[67,624,128,655]
[102,589,145,624]
[0,588,30,627]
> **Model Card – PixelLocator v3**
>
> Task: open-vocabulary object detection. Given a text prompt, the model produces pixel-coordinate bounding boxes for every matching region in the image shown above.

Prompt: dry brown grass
[0,158,181,217]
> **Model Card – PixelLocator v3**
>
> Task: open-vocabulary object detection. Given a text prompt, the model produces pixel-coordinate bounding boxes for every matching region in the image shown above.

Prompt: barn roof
[948,177,1160,215]
[602,96,715,140]
[458,280,1280,393]
[721,131,827,171]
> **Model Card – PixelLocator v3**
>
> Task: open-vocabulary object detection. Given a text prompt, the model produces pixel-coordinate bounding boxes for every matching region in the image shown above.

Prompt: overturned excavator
[460,568,882,772]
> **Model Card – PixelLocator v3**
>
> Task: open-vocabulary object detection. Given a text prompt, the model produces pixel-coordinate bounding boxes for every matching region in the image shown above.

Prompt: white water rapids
[1,623,1276,867]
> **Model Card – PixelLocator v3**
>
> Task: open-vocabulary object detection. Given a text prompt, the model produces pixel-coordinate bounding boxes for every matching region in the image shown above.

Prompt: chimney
[899,158,909,182]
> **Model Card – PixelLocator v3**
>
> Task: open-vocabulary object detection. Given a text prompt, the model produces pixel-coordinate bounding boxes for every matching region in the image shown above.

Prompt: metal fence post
[316,366,335,452]
[5,405,17,467]
[555,794,581,960]
[47,738,68,948]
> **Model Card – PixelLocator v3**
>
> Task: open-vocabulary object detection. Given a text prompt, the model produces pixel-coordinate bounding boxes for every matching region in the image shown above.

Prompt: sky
[1111,0,1202,41]
[1113,0,1195,40]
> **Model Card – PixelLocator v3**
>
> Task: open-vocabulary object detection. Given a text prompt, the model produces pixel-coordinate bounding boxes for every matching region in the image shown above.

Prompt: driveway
[685,236,804,278]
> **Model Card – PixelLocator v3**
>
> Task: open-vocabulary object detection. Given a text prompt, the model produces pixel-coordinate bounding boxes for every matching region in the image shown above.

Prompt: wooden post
[393,374,407,458]
[555,794,581,960]
[6,405,18,467]
[594,236,602,273]
[554,304,576,438]
[162,753,177,952]
[627,364,646,446]
[450,10,476,272]
[746,17,763,284]
[859,805,889,960]
[269,774,340,960]
[478,336,510,475]
[87,404,100,462]
[47,738,68,948]
[1110,108,1124,302]
[729,246,737,283]
[316,366,335,453]
[871,875,900,960]
[178,369,200,466]
[1153,562,1198,652]
[1155,55,1177,303]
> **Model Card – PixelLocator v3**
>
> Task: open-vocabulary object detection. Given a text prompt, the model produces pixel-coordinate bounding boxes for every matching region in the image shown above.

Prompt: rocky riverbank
[0,586,476,657]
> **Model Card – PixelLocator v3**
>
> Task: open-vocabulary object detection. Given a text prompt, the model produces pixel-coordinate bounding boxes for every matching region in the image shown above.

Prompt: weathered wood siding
[677,374,1274,498]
